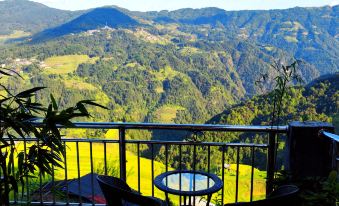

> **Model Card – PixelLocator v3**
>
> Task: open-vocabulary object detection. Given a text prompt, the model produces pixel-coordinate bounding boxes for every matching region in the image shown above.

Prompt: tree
[0,68,107,205]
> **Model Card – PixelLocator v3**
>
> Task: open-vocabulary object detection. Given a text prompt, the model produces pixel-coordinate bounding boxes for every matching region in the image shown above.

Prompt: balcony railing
[8,122,289,205]
[320,130,339,172]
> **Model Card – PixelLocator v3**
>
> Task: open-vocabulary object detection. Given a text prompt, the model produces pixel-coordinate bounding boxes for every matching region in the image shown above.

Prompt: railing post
[287,121,334,178]
[266,131,276,196]
[119,128,127,181]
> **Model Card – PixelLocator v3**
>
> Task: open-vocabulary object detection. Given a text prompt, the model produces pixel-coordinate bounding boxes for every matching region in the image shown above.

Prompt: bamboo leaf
[50,94,58,110]
[0,70,12,76]
[16,87,46,98]
[0,68,23,79]
[77,100,108,109]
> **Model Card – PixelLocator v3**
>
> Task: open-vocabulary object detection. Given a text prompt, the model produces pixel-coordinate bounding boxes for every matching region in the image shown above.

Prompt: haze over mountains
[0,0,81,35]
[0,0,338,126]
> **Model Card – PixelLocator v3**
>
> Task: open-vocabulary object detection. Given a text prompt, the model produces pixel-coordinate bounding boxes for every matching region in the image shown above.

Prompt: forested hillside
[137,6,339,75]
[0,1,337,126]
[151,74,338,173]
[208,73,338,126]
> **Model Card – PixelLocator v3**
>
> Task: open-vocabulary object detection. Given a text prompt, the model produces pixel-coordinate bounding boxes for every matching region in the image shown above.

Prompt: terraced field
[42,55,99,74]
[154,105,186,123]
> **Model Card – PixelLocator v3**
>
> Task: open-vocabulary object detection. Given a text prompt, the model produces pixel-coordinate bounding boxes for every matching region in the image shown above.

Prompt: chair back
[97,175,162,206]
[97,175,129,206]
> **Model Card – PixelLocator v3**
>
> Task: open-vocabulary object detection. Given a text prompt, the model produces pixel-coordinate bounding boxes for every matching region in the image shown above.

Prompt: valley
[0,1,338,204]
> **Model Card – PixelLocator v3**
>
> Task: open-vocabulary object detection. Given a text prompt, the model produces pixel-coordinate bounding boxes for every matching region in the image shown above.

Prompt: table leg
[165,192,170,206]
[206,194,212,206]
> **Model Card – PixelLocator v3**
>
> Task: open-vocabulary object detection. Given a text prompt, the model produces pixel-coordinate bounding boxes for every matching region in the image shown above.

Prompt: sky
[29,0,339,11]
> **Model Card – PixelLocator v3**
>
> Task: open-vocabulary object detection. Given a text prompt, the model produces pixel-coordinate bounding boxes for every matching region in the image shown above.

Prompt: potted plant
[257,61,338,205]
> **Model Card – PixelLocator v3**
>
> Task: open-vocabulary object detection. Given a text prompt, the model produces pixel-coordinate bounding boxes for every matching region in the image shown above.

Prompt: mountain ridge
[32,7,139,40]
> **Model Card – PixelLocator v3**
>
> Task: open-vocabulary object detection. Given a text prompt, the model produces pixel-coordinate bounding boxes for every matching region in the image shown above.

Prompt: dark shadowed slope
[33,7,139,41]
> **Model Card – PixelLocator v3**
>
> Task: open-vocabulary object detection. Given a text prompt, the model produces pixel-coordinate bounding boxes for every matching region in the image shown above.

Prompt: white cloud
[27,0,339,11]
[329,0,339,6]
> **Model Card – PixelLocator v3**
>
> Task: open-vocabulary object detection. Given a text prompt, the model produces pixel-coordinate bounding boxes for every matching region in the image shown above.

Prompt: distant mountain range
[0,0,337,125]
[138,6,339,74]
[1,0,338,74]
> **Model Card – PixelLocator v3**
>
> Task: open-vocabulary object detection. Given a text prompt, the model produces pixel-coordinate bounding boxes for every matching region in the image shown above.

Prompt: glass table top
[161,172,215,192]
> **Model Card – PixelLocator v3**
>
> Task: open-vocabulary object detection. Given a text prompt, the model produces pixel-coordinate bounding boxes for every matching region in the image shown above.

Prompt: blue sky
[31,0,339,11]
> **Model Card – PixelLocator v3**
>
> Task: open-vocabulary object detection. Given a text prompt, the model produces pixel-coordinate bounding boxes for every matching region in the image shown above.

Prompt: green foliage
[213,192,223,206]
[256,60,304,126]
[206,74,337,170]
[0,67,106,205]
[300,171,339,206]
[274,170,339,206]
[94,159,119,177]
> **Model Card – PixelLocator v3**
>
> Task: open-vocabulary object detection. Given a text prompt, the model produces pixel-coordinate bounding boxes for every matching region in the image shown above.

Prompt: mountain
[33,7,139,40]
[0,0,81,35]
[1,2,338,76]
[0,3,338,125]
[150,73,338,173]
[207,73,339,131]
[136,6,339,75]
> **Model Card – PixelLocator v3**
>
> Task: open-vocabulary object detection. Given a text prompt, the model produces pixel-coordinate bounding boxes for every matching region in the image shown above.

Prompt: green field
[63,78,97,91]
[179,47,202,56]
[151,66,180,81]
[154,105,186,123]
[42,55,99,74]
[0,30,31,44]
[14,140,266,204]
[284,35,298,43]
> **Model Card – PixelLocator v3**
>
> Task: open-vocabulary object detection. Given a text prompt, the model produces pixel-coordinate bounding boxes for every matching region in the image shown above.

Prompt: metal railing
[320,130,339,172]
[8,122,288,205]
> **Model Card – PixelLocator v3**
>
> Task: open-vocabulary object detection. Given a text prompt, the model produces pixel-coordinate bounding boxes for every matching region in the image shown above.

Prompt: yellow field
[13,140,266,204]
[42,55,99,74]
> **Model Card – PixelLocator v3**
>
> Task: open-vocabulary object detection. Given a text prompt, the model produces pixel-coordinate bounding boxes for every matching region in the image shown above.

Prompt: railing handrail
[31,121,288,132]
[5,137,268,148]
[319,130,339,172]
[320,130,339,142]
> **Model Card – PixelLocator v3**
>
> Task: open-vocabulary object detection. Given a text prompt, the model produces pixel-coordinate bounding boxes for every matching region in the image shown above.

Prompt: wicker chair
[97,175,165,206]
[224,185,300,206]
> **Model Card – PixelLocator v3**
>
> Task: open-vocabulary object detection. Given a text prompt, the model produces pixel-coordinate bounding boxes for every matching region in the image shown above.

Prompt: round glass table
[154,170,223,206]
